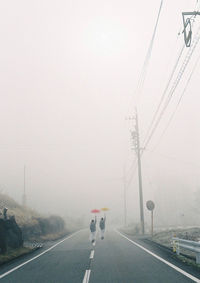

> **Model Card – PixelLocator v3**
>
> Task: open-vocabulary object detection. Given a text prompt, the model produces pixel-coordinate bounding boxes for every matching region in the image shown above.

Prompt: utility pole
[22,165,27,207]
[130,111,145,234]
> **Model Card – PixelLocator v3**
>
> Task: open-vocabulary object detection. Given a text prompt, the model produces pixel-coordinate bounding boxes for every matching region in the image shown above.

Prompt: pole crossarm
[182,11,200,16]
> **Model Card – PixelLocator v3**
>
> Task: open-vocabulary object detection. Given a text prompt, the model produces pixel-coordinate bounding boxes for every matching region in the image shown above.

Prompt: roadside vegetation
[0,193,69,242]
[0,193,72,264]
[0,247,32,265]
[122,223,200,268]
[152,227,200,248]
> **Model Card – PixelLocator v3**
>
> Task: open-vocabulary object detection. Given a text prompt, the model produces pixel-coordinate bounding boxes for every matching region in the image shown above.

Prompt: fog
[0,0,200,227]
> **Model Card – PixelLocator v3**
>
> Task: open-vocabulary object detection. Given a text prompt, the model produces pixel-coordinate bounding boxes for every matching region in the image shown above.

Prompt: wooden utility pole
[135,112,145,234]
[129,111,145,234]
[127,112,145,234]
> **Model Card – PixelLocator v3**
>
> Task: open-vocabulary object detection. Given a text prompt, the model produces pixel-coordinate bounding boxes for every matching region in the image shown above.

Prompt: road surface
[0,229,199,283]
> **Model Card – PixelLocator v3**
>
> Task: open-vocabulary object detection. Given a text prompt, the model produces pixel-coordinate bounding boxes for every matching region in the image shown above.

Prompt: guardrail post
[176,242,180,255]
[196,252,200,264]
[172,237,200,264]
[172,239,177,253]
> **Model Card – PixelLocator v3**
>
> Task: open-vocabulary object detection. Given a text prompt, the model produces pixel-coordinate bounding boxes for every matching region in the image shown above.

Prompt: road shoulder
[117,230,200,281]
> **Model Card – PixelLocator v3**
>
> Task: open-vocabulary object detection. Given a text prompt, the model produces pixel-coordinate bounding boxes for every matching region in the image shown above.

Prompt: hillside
[0,193,67,242]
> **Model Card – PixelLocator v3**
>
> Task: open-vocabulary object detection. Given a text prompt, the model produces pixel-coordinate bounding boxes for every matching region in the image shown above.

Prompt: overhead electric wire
[143,1,200,147]
[125,2,200,194]
[136,0,164,103]
[152,50,200,150]
[143,24,200,149]
[127,0,164,114]
[126,161,138,189]
[125,0,164,188]
[142,43,185,144]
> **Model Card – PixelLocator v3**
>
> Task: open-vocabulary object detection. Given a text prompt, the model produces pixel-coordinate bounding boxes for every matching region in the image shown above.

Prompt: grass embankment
[0,193,39,227]
[0,193,67,242]
[39,230,68,241]
[0,247,32,265]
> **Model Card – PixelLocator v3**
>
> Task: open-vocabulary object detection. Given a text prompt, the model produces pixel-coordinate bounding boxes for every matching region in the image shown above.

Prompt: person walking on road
[90,216,97,244]
[99,216,106,240]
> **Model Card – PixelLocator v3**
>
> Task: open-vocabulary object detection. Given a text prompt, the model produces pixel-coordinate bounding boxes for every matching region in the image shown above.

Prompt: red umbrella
[91,209,100,213]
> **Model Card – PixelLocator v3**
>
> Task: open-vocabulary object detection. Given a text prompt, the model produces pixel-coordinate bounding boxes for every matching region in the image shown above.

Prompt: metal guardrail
[172,237,200,264]
[32,242,43,249]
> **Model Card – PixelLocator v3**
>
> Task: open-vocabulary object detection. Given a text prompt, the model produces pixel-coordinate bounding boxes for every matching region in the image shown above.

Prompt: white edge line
[0,230,83,280]
[82,269,91,283]
[115,230,200,283]
[90,250,94,259]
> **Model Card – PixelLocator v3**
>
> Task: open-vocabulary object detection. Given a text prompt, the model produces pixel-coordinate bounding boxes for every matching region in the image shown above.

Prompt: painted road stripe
[82,270,91,283]
[116,230,200,283]
[0,230,82,280]
[90,250,95,259]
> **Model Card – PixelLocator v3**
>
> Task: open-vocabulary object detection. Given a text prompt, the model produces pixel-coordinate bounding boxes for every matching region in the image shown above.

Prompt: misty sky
[0,0,200,225]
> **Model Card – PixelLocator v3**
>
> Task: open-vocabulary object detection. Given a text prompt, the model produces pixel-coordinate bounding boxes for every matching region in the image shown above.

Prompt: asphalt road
[0,229,199,283]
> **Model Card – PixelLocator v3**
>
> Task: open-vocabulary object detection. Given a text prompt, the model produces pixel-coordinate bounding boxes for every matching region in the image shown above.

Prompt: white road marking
[116,230,200,283]
[90,250,95,259]
[0,230,82,280]
[82,270,91,283]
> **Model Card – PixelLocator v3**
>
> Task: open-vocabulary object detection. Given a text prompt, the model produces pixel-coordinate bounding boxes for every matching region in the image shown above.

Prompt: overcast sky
[0,0,200,225]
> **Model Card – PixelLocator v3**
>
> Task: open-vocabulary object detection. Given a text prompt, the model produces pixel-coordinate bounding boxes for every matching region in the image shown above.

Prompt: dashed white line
[90,250,95,259]
[82,270,91,283]
[0,230,82,280]
[116,230,200,283]
[83,245,95,282]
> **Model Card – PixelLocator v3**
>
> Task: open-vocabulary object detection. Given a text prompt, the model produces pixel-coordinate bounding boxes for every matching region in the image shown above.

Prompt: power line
[127,0,164,113]
[126,2,200,194]
[143,5,200,147]
[142,43,185,145]
[136,0,164,104]
[143,24,200,149]
[126,161,138,189]
[152,50,200,150]
[126,36,200,192]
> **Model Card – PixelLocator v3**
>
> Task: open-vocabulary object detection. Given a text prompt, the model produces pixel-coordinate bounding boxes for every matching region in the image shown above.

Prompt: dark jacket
[90,218,97,232]
[99,217,106,230]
